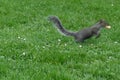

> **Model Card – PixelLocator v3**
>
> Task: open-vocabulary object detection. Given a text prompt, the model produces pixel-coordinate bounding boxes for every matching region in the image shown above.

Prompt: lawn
[0,0,120,80]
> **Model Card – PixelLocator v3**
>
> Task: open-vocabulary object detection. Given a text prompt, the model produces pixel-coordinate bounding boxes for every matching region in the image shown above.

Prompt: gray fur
[48,16,110,42]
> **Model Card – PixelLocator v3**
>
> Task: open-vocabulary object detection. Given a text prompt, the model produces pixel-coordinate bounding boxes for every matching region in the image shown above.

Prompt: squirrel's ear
[99,19,104,23]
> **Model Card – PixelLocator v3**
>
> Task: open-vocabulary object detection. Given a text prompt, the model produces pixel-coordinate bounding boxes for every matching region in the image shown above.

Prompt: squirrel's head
[99,19,111,29]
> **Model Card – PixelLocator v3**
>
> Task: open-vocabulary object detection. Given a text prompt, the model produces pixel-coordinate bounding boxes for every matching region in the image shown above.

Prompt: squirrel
[48,16,111,42]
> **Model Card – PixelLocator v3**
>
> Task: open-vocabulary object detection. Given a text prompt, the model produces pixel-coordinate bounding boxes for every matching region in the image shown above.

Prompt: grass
[0,0,120,80]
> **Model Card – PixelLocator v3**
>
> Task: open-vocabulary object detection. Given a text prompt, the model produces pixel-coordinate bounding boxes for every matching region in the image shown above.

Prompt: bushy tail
[48,16,76,36]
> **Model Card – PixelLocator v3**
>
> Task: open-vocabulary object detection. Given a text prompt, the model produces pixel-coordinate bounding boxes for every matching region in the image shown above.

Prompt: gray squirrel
[48,16,111,42]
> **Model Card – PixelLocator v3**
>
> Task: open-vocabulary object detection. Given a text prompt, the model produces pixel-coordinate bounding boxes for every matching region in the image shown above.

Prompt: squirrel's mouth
[105,26,111,29]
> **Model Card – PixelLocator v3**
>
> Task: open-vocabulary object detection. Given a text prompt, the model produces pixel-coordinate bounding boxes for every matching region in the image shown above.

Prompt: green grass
[0,0,120,80]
